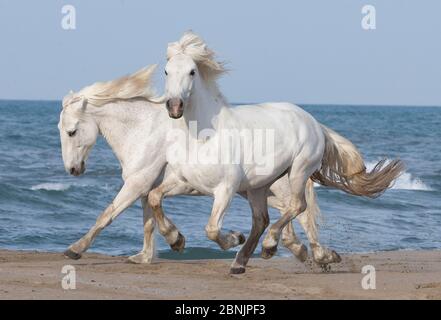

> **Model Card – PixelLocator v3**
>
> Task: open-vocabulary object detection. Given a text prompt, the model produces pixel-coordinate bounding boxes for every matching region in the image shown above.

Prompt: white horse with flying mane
[59,65,342,271]
[149,31,404,273]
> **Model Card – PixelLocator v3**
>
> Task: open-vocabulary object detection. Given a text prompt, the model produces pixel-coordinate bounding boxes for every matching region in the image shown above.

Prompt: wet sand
[0,249,440,299]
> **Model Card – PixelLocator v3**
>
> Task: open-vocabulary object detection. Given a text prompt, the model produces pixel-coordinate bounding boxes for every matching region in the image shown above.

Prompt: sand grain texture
[0,250,440,299]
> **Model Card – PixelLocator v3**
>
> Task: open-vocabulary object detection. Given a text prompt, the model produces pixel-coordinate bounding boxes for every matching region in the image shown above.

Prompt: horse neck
[90,102,142,166]
[183,78,229,138]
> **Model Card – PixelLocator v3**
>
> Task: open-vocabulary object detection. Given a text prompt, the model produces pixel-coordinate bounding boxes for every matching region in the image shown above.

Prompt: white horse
[150,31,404,273]
[59,65,341,270]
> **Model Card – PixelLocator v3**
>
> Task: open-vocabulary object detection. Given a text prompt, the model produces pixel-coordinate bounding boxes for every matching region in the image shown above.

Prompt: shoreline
[0,249,440,299]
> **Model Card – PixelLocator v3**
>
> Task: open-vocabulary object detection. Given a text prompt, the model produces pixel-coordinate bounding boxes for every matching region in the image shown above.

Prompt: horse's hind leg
[267,179,307,261]
[127,197,156,264]
[281,222,308,262]
[297,213,341,265]
[230,187,269,274]
[262,166,310,259]
[295,179,341,264]
[270,178,340,264]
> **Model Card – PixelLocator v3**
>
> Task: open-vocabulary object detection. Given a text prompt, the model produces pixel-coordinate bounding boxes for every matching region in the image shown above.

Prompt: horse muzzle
[166,98,184,119]
[69,161,86,176]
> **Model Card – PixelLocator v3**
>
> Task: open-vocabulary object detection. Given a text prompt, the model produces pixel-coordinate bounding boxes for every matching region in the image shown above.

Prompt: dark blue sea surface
[0,100,440,259]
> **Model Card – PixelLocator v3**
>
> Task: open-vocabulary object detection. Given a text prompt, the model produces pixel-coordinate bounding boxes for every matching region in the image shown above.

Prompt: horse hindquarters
[261,146,324,259]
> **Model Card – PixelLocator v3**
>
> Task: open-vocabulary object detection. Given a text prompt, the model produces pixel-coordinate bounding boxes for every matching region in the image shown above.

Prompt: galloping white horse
[150,31,404,273]
[59,65,341,269]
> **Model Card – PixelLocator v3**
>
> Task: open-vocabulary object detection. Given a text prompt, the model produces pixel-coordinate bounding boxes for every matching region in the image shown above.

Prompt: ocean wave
[29,181,118,193]
[391,172,432,191]
[365,161,432,191]
[314,160,432,191]
[30,183,71,191]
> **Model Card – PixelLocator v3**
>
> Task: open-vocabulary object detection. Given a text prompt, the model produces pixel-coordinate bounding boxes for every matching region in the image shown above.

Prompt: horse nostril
[179,99,184,108]
[70,168,75,175]
[166,100,171,108]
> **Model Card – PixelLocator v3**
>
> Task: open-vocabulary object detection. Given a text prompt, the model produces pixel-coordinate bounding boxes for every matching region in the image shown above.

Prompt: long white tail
[311,125,405,198]
[303,178,320,237]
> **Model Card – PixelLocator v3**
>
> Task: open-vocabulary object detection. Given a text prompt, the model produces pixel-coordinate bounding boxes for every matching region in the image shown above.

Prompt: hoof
[170,233,185,252]
[64,249,82,260]
[261,246,277,260]
[232,231,246,245]
[230,266,246,275]
[126,253,153,264]
[332,250,342,263]
[295,244,308,263]
[313,249,342,265]
[126,258,139,264]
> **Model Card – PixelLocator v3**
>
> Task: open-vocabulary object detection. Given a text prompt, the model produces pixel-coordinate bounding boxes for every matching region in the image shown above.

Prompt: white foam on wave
[313,160,432,191]
[31,183,71,191]
[390,172,432,191]
[365,161,432,191]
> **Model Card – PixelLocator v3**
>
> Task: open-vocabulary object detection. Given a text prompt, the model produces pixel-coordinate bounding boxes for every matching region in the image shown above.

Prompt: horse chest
[177,163,226,194]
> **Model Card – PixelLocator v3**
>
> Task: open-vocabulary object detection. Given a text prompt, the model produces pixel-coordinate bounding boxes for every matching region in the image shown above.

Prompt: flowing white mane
[62,64,158,108]
[167,31,227,82]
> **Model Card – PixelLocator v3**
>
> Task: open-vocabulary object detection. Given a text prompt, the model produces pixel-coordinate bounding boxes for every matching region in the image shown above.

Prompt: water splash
[365,161,432,191]
[314,160,432,191]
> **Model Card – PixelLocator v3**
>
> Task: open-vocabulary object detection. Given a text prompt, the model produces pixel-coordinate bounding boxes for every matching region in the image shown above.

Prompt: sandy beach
[0,249,440,299]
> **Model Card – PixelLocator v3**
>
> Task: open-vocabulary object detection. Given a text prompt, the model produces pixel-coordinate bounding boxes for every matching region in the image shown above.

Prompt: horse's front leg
[64,172,158,260]
[127,197,156,264]
[148,177,188,252]
[230,186,269,274]
[205,186,245,250]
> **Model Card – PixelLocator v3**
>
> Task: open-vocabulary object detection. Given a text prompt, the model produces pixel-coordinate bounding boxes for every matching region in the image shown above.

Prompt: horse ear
[71,96,88,112]
[79,96,88,110]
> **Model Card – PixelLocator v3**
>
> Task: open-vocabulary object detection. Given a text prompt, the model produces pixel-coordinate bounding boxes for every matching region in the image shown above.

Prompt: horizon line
[0,98,440,108]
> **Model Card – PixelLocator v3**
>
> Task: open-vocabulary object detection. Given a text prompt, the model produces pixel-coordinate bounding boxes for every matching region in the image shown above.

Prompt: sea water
[0,100,440,259]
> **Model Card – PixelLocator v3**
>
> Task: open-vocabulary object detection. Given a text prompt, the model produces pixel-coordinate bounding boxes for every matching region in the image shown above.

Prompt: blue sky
[0,0,440,105]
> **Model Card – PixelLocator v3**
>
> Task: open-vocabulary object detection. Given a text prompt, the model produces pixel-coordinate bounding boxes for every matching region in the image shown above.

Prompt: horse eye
[190,69,195,76]
[68,129,77,137]
[165,70,168,76]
